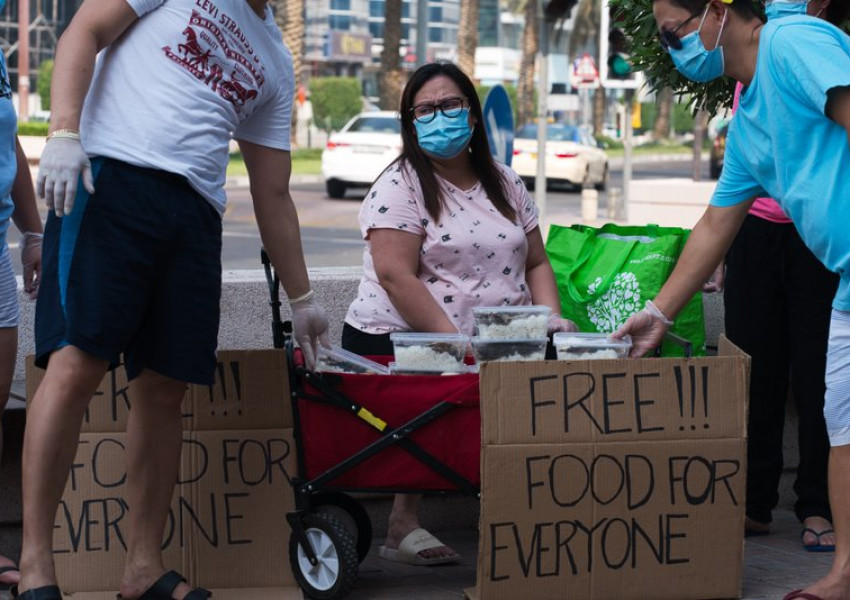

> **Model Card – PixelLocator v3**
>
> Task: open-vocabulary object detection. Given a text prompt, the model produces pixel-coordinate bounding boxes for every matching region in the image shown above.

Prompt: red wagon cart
[262,251,481,600]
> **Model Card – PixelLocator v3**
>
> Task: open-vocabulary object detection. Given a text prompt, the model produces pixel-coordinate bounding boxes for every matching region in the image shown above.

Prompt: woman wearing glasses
[341,62,576,566]
[616,1,850,598]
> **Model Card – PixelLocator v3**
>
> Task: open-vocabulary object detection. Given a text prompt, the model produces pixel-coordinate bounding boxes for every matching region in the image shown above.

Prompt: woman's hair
[392,62,516,224]
[825,0,850,26]
[653,0,761,19]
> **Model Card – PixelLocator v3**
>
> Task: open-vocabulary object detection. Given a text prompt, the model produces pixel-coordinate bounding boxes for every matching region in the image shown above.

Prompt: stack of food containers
[469,306,551,363]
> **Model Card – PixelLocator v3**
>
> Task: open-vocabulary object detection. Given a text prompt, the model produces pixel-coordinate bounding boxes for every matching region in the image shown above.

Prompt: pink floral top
[345,160,539,335]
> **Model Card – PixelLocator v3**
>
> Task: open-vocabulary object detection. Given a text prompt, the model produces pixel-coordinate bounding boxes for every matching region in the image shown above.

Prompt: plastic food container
[387,361,471,375]
[389,332,469,372]
[315,346,390,374]
[553,332,632,360]
[472,306,551,339]
[470,337,549,363]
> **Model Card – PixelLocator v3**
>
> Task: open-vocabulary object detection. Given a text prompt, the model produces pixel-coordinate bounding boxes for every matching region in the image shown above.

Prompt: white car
[511,124,608,191]
[321,111,402,198]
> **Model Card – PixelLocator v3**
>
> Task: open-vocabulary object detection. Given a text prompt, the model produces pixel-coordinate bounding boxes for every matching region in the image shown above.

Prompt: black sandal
[10,585,63,600]
[117,570,212,600]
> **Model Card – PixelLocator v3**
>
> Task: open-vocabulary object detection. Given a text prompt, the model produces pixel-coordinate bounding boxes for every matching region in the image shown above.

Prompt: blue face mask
[669,6,727,83]
[765,0,809,19]
[414,109,474,159]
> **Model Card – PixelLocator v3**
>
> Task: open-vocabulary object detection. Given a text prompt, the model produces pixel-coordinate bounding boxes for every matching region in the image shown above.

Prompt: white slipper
[378,527,462,566]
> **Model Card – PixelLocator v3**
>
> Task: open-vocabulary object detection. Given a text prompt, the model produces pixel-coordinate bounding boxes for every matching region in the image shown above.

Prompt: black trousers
[724,215,839,524]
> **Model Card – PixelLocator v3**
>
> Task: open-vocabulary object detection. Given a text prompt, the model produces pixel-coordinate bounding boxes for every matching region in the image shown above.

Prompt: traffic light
[544,0,578,22]
[599,0,641,89]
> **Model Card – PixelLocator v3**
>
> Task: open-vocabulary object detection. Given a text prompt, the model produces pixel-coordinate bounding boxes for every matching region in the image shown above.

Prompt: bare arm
[653,202,753,319]
[369,228,457,333]
[49,0,138,133]
[524,226,561,315]
[11,138,43,297]
[10,138,42,235]
[239,139,329,365]
[238,140,311,299]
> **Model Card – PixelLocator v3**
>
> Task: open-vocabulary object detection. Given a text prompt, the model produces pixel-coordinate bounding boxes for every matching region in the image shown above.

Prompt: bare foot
[0,553,20,586]
[793,569,850,600]
[119,569,194,600]
[802,515,835,549]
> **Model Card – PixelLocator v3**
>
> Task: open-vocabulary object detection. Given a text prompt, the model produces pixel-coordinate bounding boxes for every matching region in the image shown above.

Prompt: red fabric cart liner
[294,354,480,490]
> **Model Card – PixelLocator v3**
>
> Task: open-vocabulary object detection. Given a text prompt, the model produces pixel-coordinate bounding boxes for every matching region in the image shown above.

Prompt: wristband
[22,231,44,246]
[47,129,81,141]
[645,299,674,326]
[289,289,315,305]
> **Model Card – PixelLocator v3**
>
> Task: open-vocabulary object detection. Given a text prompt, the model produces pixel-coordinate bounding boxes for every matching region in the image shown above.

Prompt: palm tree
[517,0,538,128]
[457,0,480,79]
[653,86,674,140]
[379,0,404,111]
[274,0,305,147]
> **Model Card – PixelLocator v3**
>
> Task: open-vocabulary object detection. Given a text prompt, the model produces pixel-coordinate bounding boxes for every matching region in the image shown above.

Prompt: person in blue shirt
[616,1,850,599]
[0,33,43,595]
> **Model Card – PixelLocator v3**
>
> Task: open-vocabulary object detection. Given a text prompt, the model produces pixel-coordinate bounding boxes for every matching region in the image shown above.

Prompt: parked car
[511,123,608,190]
[321,111,402,198]
[709,123,728,179]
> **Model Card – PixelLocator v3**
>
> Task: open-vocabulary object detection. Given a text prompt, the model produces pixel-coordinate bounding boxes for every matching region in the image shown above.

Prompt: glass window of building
[330,0,351,10]
[329,14,352,29]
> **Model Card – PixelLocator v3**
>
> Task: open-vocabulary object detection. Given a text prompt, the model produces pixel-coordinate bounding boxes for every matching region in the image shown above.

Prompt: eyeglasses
[410,97,468,123]
[659,3,708,51]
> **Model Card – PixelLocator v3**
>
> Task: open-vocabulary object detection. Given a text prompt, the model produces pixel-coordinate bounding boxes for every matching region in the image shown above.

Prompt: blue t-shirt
[710,16,850,310]
[0,52,17,248]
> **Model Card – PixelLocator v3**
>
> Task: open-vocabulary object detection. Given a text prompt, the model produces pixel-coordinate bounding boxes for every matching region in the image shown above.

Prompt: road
[5,157,710,275]
[222,156,710,270]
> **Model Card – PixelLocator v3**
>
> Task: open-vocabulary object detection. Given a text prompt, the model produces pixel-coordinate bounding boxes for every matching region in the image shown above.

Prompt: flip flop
[116,570,211,600]
[378,527,461,566]
[0,565,20,591]
[801,527,836,553]
[783,590,825,600]
[10,585,63,600]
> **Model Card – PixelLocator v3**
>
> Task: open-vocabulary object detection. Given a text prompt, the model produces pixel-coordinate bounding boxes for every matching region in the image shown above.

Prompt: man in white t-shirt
[16,1,330,598]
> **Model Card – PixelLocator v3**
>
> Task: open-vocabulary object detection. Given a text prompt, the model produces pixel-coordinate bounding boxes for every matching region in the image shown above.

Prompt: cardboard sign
[474,337,750,600]
[54,429,297,593]
[26,349,292,432]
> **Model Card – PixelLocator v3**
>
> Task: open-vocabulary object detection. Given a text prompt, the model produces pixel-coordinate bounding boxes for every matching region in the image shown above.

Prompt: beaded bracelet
[47,129,81,141]
[289,289,315,305]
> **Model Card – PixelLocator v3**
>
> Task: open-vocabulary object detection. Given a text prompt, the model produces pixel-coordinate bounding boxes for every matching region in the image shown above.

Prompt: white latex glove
[37,136,95,217]
[547,314,579,334]
[613,299,673,358]
[289,291,331,370]
[21,232,42,300]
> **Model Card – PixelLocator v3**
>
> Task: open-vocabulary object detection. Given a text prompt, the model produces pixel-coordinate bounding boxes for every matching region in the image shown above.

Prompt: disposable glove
[547,314,579,334]
[289,290,331,370]
[613,299,673,358]
[37,134,95,217]
[21,231,42,300]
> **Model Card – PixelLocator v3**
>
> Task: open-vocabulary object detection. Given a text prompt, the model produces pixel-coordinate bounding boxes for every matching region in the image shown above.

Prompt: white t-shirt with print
[345,161,539,336]
[80,0,294,214]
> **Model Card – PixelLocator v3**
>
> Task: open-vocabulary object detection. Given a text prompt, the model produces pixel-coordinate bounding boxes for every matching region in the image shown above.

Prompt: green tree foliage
[37,60,54,111]
[638,100,695,134]
[310,77,363,133]
[613,0,848,117]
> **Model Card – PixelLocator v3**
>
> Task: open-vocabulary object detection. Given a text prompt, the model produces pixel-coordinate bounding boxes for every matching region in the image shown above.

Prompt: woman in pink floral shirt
[342,62,576,567]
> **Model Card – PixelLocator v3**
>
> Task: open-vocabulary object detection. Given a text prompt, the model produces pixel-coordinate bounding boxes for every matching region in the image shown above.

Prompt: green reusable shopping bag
[544,223,706,357]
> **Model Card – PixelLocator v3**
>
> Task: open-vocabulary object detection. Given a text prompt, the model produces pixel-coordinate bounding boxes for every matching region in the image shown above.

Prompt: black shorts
[35,157,223,384]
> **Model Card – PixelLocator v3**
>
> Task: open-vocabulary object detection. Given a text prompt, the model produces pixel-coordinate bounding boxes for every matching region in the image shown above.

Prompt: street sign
[482,84,514,166]
[570,53,599,89]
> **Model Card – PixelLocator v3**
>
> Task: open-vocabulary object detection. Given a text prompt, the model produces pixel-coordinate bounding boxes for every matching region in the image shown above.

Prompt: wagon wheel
[290,511,359,600]
[313,492,374,563]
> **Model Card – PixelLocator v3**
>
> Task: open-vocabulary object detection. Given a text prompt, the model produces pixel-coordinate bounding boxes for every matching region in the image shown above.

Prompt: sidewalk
[0,507,834,600]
